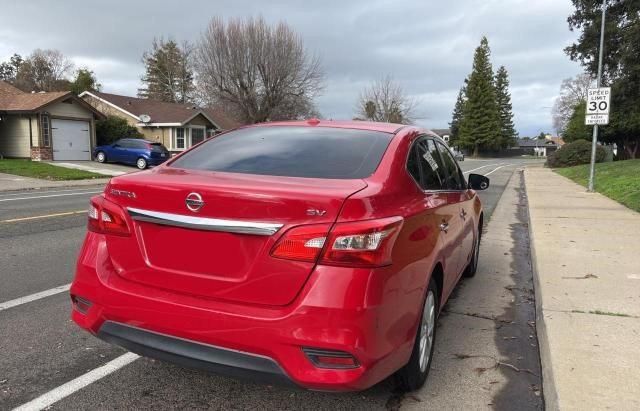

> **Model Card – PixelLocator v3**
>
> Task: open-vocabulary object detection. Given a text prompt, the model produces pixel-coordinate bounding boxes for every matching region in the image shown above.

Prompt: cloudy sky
[0,0,582,136]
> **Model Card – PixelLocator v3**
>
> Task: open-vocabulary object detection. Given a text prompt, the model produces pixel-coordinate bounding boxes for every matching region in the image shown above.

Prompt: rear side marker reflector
[71,295,93,314]
[302,347,359,369]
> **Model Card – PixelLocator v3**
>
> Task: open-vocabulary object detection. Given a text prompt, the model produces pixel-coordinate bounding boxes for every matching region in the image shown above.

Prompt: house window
[191,128,205,146]
[207,128,218,138]
[41,114,51,147]
[174,127,185,149]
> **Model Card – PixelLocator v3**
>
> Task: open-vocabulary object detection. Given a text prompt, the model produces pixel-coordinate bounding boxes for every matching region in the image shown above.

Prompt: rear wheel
[136,157,147,170]
[96,151,106,163]
[395,277,438,391]
[464,225,481,278]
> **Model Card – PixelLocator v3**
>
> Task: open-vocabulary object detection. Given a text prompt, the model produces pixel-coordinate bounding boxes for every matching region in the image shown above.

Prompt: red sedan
[70,120,489,391]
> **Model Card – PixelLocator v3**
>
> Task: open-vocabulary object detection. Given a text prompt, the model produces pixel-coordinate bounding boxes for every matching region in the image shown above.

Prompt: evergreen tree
[449,85,466,145]
[562,102,592,143]
[69,68,101,95]
[458,37,501,156]
[495,66,517,148]
[138,38,194,103]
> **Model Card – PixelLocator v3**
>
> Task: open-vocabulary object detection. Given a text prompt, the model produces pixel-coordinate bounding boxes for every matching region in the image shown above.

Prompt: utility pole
[588,1,607,192]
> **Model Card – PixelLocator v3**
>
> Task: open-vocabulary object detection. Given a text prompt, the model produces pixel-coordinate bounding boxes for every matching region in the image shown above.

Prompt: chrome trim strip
[127,207,283,236]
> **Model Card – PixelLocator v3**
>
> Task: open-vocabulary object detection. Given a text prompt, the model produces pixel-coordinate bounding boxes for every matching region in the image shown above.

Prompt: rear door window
[408,137,446,190]
[170,126,394,179]
[436,141,466,190]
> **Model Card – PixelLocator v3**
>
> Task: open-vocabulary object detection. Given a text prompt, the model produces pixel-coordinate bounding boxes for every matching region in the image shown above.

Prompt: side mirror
[468,173,490,190]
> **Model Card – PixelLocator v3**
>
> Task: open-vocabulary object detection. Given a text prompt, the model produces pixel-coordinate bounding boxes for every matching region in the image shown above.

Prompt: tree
[139,38,195,103]
[69,68,101,95]
[458,37,501,156]
[196,16,324,123]
[551,73,593,134]
[562,102,592,143]
[13,49,73,92]
[449,85,466,144]
[495,66,517,147]
[565,0,640,158]
[537,132,547,140]
[95,116,143,145]
[0,54,24,83]
[356,75,417,124]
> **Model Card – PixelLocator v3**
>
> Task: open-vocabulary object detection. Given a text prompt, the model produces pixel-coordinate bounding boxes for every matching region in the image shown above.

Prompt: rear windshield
[170,126,394,179]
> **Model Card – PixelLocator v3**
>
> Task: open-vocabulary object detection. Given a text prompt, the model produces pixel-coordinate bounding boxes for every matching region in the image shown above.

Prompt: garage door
[52,119,91,161]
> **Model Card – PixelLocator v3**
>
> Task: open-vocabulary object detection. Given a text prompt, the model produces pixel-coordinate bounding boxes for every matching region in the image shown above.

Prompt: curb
[0,178,111,193]
[523,168,559,411]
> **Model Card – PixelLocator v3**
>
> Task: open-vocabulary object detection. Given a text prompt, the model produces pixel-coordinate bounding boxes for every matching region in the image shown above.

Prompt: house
[0,81,105,161]
[431,128,451,144]
[517,138,558,157]
[80,91,238,153]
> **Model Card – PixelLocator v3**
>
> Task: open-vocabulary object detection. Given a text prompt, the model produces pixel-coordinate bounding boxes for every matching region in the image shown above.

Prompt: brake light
[270,217,403,267]
[270,223,331,262]
[87,195,131,236]
[321,217,403,267]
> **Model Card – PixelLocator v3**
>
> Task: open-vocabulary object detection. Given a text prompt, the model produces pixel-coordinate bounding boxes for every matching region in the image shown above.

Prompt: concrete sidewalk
[525,167,640,410]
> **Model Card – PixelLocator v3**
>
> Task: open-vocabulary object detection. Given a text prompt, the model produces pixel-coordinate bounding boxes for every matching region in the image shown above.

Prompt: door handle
[440,222,449,233]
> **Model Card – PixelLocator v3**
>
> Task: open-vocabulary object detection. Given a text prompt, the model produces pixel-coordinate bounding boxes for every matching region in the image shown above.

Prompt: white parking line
[0,284,71,312]
[0,191,102,202]
[483,164,513,176]
[12,352,140,411]
[462,163,503,174]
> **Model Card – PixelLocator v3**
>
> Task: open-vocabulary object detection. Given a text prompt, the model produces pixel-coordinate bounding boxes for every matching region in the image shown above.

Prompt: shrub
[546,139,606,168]
[96,115,143,145]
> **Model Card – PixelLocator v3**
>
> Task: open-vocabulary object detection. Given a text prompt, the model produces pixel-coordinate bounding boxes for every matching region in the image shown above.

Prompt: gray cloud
[0,0,581,135]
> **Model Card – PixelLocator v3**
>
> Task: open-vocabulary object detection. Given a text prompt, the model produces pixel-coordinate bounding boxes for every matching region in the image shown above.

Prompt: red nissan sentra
[70,120,489,391]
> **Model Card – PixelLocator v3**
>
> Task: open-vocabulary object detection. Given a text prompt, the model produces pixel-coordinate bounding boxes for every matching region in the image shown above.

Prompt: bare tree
[196,16,324,123]
[14,49,74,92]
[356,75,418,124]
[551,73,594,134]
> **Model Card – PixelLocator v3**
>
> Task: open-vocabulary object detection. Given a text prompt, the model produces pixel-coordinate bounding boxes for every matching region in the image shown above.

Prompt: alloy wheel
[418,290,436,372]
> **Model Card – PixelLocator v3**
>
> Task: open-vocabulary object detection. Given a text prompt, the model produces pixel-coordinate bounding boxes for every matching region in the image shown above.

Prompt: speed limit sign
[585,87,611,125]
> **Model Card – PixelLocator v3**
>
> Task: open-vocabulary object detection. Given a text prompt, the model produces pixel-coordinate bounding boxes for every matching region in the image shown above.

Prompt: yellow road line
[0,210,86,223]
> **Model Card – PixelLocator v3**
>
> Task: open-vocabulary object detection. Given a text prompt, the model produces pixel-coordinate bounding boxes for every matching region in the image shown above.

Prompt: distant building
[431,128,451,144]
[517,138,558,157]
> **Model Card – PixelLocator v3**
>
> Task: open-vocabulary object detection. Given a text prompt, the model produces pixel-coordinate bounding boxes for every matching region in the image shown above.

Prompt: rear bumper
[97,321,294,387]
[71,233,421,391]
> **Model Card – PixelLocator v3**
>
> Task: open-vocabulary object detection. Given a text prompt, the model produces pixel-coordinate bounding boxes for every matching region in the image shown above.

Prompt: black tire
[136,157,147,170]
[395,277,439,392]
[96,151,107,163]
[463,224,482,278]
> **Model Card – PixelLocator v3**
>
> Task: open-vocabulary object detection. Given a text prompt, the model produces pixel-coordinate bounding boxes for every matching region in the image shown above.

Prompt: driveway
[45,161,138,177]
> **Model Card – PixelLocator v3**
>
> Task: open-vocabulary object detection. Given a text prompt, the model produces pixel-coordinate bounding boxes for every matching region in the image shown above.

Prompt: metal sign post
[587,2,607,193]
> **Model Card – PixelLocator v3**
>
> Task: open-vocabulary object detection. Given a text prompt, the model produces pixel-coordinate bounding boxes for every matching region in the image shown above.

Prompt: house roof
[0,81,23,96]
[81,91,239,130]
[431,128,451,137]
[517,139,557,147]
[0,81,105,118]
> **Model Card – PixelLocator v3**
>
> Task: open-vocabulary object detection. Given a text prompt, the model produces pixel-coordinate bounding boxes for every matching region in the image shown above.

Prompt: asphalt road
[0,158,544,410]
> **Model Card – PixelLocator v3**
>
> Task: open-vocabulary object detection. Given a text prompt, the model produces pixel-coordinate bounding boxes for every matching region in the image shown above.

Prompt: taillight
[270,223,331,262]
[321,217,403,267]
[270,217,403,268]
[87,195,131,236]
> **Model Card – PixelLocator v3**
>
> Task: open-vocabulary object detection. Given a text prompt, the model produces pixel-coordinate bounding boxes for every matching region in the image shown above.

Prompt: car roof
[245,119,408,134]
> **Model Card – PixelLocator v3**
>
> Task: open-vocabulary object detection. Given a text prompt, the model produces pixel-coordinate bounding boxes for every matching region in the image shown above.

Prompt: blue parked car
[94,139,170,169]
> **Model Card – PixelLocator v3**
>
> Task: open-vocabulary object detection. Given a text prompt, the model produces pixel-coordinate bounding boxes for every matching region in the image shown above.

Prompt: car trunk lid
[103,167,367,306]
